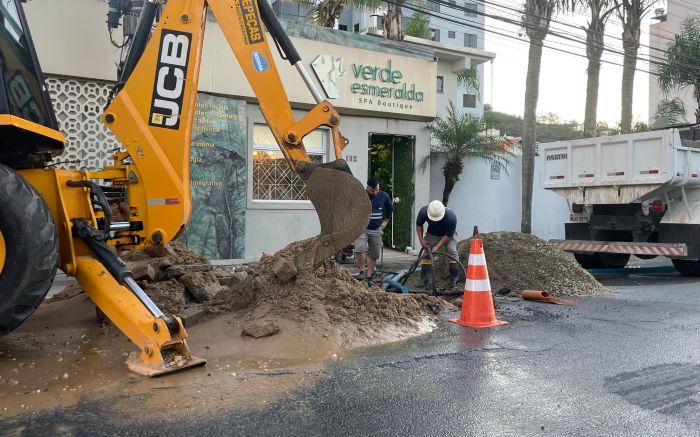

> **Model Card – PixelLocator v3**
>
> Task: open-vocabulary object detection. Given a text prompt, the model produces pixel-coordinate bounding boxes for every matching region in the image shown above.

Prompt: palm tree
[521,0,577,233]
[305,0,407,41]
[422,103,512,205]
[657,16,700,124]
[654,98,688,126]
[312,0,347,27]
[383,1,405,40]
[582,0,619,136]
[614,0,657,133]
[308,0,381,28]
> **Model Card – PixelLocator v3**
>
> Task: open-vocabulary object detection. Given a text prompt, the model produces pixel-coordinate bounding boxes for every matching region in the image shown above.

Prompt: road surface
[2,261,700,436]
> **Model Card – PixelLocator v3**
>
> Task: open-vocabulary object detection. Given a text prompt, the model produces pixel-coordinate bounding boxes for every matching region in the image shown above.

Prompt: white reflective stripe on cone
[465,279,491,292]
[468,253,486,266]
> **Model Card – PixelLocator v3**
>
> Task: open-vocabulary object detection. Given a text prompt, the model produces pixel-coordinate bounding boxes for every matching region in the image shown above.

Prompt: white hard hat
[427,200,445,221]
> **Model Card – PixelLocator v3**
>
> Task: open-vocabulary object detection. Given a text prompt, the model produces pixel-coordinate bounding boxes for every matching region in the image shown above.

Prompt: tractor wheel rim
[0,231,5,275]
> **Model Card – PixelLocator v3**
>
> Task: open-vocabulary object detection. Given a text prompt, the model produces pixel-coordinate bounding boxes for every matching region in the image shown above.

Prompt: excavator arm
[15,0,368,376]
[103,0,370,267]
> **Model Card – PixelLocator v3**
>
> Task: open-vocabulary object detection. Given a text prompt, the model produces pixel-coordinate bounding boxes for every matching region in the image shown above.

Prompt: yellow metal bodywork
[9,0,358,376]
[0,115,66,144]
[100,0,350,254]
[76,257,204,376]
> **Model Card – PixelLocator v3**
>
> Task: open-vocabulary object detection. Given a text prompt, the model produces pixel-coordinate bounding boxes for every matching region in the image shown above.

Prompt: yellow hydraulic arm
[20,0,369,376]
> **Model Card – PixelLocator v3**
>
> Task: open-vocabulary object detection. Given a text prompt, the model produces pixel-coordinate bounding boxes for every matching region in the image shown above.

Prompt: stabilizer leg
[75,256,206,376]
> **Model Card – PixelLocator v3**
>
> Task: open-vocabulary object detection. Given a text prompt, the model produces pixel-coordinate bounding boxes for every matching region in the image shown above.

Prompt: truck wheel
[574,253,604,269]
[600,253,630,268]
[0,164,58,336]
[672,259,700,277]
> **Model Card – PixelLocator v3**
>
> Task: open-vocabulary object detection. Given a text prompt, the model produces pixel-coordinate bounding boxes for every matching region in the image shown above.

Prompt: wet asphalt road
[4,263,700,436]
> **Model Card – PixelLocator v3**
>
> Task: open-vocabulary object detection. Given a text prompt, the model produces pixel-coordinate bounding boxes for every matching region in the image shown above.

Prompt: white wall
[428,154,568,241]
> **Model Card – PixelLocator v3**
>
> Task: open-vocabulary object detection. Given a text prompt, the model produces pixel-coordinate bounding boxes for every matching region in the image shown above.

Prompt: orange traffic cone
[450,239,507,328]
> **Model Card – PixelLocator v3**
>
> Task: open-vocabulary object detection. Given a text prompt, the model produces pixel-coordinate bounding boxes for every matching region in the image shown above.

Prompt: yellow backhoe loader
[0,0,370,376]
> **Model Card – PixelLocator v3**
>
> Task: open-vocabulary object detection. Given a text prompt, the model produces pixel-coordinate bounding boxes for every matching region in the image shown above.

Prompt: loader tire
[672,259,700,277]
[0,164,58,336]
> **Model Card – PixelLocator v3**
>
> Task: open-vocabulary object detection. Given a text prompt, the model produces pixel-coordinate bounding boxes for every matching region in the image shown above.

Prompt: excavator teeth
[305,162,371,268]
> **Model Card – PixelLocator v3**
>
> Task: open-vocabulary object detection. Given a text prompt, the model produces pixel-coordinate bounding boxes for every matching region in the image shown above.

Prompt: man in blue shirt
[415,200,460,287]
[355,178,393,284]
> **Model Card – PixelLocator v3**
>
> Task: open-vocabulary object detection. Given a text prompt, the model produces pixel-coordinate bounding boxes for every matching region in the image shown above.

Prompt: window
[430,28,440,42]
[354,23,360,32]
[428,1,440,12]
[464,33,477,48]
[437,76,444,93]
[448,30,455,39]
[339,24,348,31]
[252,125,328,201]
[465,2,477,17]
[449,0,456,4]
[463,94,477,108]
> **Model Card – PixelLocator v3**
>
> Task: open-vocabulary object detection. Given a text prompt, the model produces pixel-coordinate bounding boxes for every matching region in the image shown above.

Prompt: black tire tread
[0,164,58,336]
[672,259,700,277]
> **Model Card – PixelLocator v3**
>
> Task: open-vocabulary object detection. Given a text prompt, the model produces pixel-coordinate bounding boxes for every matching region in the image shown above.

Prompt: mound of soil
[52,238,451,348]
[207,238,451,347]
[458,232,609,296]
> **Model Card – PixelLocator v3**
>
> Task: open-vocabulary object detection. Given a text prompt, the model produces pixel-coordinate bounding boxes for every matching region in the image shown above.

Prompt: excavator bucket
[125,338,207,377]
[304,160,371,268]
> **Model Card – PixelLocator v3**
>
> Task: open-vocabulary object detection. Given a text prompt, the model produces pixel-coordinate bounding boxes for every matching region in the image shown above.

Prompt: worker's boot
[419,262,432,288]
[449,262,461,287]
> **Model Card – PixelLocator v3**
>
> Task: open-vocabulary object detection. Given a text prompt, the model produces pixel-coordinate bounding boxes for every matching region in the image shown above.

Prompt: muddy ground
[0,232,609,419]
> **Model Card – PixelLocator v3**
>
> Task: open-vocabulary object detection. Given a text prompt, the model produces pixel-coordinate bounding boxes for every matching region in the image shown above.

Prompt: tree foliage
[404,9,431,39]
[423,103,512,205]
[456,67,480,95]
[308,0,381,28]
[657,16,700,124]
[654,98,688,126]
[485,108,585,142]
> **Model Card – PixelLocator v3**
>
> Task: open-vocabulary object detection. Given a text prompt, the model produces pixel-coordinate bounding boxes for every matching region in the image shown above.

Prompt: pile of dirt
[207,237,451,347]
[457,232,609,296]
[52,238,451,348]
[52,241,230,314]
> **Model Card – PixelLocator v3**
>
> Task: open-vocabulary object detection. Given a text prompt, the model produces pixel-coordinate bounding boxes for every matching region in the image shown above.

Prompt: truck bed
[539,129,700,204]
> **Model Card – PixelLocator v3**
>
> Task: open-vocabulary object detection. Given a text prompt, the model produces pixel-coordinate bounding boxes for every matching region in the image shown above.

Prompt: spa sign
[311,54,431,115]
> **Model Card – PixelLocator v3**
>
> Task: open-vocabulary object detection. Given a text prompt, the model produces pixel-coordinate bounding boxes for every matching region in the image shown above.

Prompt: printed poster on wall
[180,93,247,260]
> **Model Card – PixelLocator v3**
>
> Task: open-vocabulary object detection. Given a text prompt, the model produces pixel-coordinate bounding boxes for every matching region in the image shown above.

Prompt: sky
[482,0,672,125]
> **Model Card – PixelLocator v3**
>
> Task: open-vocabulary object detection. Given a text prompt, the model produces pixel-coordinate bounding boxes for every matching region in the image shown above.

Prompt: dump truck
[0,0,369,375]
[540,125,700,276]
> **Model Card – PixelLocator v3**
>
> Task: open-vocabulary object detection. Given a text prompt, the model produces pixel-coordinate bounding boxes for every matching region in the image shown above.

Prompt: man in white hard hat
[415,200,460,287]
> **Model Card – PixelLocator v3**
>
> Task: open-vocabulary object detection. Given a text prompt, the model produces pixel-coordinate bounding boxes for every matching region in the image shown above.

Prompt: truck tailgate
[538,129,700,204]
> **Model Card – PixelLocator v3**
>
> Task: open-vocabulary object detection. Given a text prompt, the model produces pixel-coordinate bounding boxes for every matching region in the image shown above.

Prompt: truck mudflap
[550,240,688,257]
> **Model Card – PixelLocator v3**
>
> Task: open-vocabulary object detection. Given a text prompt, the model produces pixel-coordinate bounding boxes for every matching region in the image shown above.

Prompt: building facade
[649,0,700,124]
[25,0,488,260]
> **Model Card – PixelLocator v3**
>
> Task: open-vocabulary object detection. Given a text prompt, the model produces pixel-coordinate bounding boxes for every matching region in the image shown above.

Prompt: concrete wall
[429,154,568,242]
